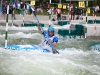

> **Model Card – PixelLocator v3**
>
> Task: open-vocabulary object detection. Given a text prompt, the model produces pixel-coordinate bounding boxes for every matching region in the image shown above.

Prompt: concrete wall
[86,25,100,39]
[0,14,50,21]
[1,14,100,21]
[87,25,100,36]
[0,14,100,39]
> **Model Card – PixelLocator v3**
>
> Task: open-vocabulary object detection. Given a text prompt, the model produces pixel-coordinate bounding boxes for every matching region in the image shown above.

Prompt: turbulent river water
[0,27,100,75]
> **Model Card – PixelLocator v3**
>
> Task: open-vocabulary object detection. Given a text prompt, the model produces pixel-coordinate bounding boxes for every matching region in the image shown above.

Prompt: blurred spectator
[20,2,24,9]
[9,1,16,19]
[95,4,100,13]
[17,1,22,15]
[9,2,13,14]
[41,2,44,9]
[29,8,32,14]
[75,8,82,20]
[54,8,57,14]
[72,8,76,20]
[20,2,24,14]
[46,2,50,12]
[2,1,7,14]
[47,8,51,15]
[31,5,35,15]
[13,0,18,9]
[25,2,30,15]
[17,1,20,14]
[39,3,43,13]
[57,8,61,20]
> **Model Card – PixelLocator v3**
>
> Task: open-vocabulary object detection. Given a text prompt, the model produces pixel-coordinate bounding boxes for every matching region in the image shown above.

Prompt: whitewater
[0,26,100,75]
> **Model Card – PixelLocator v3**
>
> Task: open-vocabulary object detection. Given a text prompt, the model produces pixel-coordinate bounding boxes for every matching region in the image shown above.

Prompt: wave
[0,47,100,75]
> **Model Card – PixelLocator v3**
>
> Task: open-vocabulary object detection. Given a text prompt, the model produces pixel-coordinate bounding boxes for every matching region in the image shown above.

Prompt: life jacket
[39,31,58,52]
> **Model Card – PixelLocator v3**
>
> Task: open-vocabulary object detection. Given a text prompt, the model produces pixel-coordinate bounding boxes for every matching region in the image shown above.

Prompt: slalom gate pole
[85,1,88,39]
[49,1,51,27]
[12,9,14,26]
[69,2,72,35]
[69,2,72,23]
[5,4,9,48]
[94,3,97,34]
[23,10,24,26]
[49,13,51,26]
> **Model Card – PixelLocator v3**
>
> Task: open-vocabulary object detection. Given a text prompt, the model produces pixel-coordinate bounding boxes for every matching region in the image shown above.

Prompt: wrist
[38,24,40,26]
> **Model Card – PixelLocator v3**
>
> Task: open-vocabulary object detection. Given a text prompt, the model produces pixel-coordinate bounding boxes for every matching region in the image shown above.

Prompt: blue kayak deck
[5,44,50,52]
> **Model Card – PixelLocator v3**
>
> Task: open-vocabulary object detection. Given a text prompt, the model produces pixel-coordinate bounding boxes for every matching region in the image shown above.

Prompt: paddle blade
[52,48,59,54]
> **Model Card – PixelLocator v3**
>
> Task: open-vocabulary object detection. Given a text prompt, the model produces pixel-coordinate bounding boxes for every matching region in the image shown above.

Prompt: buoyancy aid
[39,31,58,51]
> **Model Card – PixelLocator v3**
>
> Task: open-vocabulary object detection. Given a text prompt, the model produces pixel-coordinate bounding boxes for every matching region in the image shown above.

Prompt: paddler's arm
[53,36,58,47]
[52,42,57,47]
[48,36,58,47]
[37,22,43,34]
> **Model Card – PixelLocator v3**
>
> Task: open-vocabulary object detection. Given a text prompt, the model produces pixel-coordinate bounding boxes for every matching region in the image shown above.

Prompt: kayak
[5,44,50,52]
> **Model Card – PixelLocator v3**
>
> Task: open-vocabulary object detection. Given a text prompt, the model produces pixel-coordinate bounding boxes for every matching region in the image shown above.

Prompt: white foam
[0,25,100,75]
[0,47,100,75]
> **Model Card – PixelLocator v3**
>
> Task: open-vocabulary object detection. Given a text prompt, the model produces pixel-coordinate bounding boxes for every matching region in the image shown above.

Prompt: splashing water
[0,28,100,75]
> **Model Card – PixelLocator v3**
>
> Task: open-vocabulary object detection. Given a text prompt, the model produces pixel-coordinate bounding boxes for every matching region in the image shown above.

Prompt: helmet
[48,27,55,32]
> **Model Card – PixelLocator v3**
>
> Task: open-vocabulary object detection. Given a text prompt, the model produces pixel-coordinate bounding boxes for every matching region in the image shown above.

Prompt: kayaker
[37,22,59,53]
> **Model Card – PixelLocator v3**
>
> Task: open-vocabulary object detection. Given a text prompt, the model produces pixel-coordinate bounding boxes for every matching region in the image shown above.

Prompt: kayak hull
[6,44,50,52]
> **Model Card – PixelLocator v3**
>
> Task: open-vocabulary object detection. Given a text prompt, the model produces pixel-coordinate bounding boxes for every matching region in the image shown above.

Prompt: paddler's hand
[47,39,51,42]
[37,22,40,26]
[46,40,56,47]
[37,22,43,34]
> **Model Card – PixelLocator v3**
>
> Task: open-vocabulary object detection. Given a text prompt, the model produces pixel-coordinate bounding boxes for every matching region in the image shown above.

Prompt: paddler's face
[48,31,54,37]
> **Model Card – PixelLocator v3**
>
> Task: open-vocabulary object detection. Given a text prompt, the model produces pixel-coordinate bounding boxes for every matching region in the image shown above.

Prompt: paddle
[33,11,59,54]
